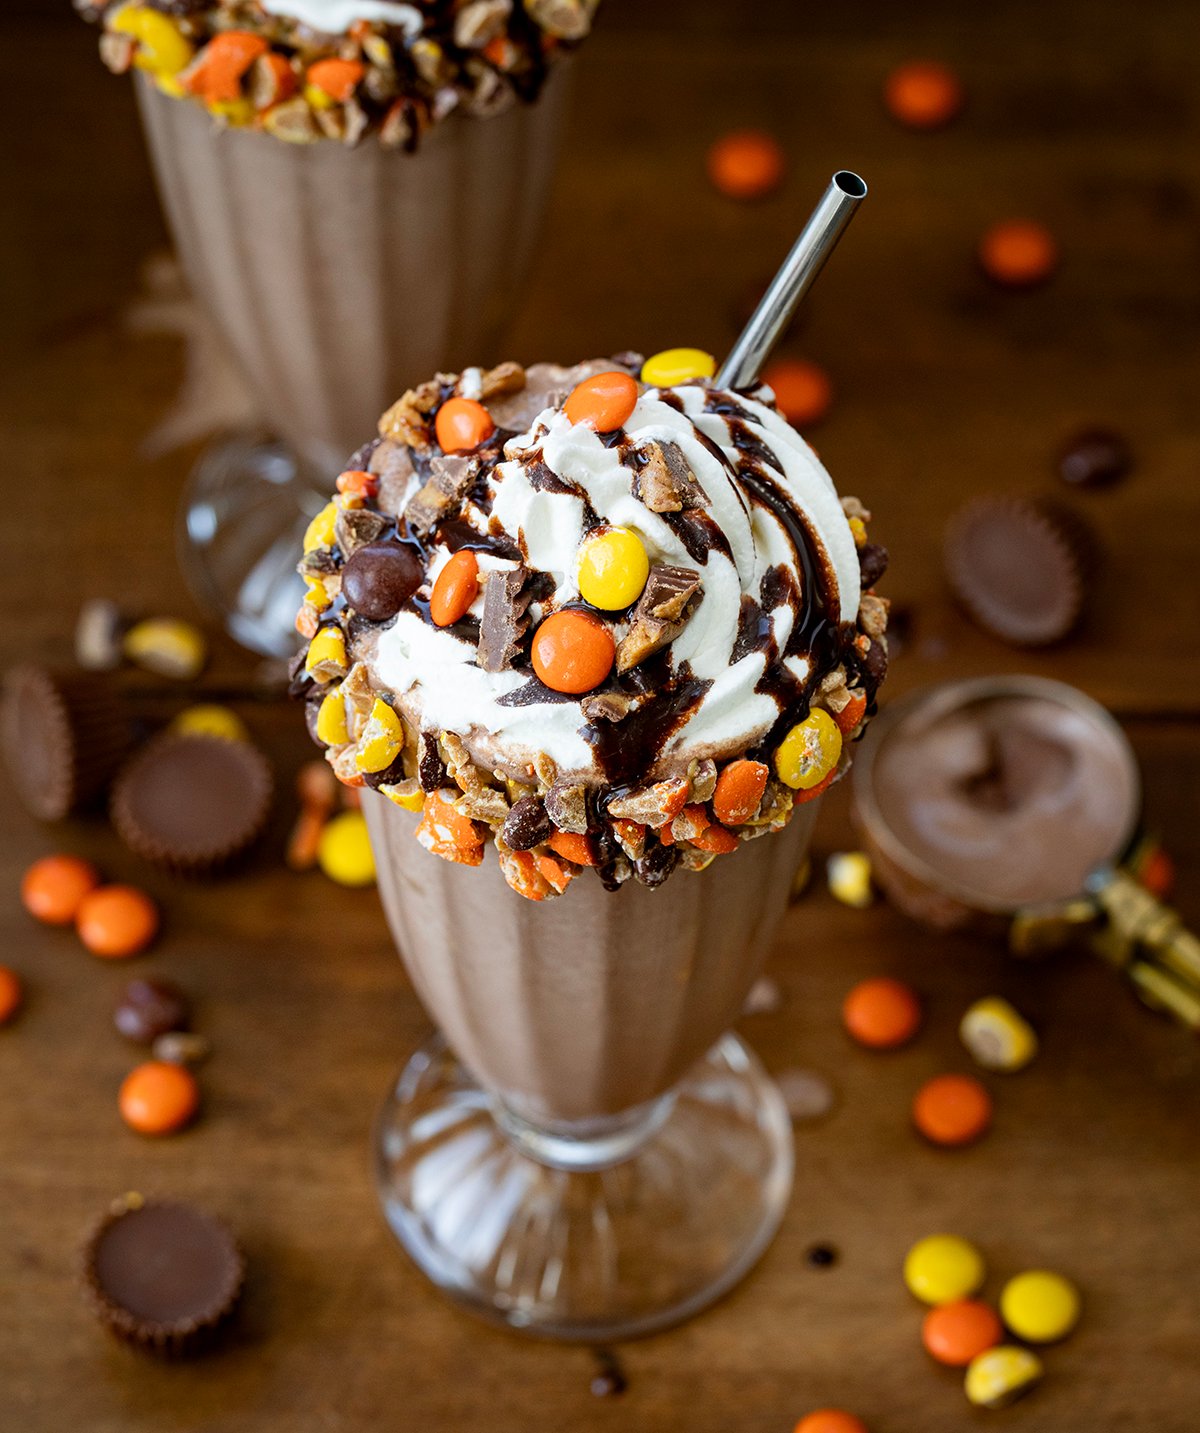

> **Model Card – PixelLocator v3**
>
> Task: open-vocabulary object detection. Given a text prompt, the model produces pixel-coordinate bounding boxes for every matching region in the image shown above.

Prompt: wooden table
[3,1,1198,1428]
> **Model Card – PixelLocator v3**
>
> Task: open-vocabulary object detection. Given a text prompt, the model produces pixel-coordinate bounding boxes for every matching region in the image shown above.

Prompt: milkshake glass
[77,0,586,655]
[293,355,889,1336]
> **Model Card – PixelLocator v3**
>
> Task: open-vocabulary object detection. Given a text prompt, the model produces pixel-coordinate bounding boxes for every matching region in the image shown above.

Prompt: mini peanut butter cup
[1,663,131,821]
[82,1195,245,1357]
[111,733,272,876]
[944,495,1089,647]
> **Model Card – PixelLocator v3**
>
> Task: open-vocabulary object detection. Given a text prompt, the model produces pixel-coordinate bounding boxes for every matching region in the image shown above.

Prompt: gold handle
[1087,869,1200,1032]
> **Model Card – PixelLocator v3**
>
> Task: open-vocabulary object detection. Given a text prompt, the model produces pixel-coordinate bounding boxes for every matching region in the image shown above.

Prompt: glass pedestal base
[176,431,327,659]
[374,1033,793,1341]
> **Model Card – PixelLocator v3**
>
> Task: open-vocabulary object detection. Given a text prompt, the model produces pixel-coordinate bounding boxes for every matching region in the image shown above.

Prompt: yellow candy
[303,83,337,111]
[960,996,1038,1073]
[305,626,347,681]
[381,782,425,813]
[965,1346,1043,1409]
[355,698,403,774]
[999,1271,1081,1343]
[209,99,256,127]
[904,1234,986,1306]
[169,704,249,743]
[304,575,332,612]
[315,688,350,747]
[317,811,375,887]
[848,515,868,547]
[303,502,338,554]
[826,851,874,908]
[775,709,842,790]
[108,5,194,76]
[577,528,650,611]
[640,348,716,387]
[124,618,207,681]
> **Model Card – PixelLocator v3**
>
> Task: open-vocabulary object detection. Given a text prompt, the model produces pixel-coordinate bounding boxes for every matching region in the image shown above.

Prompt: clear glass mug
[135,74,568,656]
[365,793,820,1340]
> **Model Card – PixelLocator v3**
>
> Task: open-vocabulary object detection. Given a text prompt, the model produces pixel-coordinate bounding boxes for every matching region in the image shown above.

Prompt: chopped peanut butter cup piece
[616,565,702,673]
[634,440,707,513]
[477,567,532,672]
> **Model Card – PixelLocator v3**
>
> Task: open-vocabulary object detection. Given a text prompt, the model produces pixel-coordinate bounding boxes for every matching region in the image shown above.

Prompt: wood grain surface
[3,2,1198,1430]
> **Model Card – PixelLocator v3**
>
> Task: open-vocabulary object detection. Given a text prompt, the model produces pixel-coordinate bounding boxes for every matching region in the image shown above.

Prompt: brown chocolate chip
[477,566,532,673]
[418,731,448,792]
[341,541,424,622]
[114,978,190,1046]
[633,840,679,888]
[616,565,702,673]
[858,542,889,588]
[633,440,707,513]
[502,796,554,851]
[1057,427,1132,489]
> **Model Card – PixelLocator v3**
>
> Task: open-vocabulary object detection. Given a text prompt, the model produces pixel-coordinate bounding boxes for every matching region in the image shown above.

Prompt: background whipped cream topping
[259,0,424,35]
[367,376,861,779]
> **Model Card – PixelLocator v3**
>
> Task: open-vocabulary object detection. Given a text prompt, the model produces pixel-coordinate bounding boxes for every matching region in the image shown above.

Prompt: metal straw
[717,170,868,390]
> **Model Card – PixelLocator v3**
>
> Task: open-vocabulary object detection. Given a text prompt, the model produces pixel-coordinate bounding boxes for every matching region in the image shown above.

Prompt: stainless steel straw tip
[833,170,868,198]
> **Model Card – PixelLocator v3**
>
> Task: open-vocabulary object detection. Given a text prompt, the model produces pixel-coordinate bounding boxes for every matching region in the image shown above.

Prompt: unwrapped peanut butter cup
[1,663,131,820]
[82,1195,245,1357]
[111,733,272,876]
[944,496,1088,647]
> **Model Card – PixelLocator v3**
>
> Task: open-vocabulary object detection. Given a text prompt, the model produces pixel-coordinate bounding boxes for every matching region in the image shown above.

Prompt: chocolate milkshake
[291,351,888,1334]
[854,677,1140,919]
[77,0,594,653]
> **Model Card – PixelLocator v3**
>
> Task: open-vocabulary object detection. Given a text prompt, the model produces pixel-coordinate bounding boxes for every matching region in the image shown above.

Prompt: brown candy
[1058,427,1132,489]
[633,441,707,513]
[616,565,702,672]
[502,796,553,851]
[477,566,532,673]
[341,541,424,622]
[114,978,190,1046]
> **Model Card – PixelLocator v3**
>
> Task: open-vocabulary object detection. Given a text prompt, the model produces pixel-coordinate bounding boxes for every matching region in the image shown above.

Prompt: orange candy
[978,219,1059,288]
[563,371,639,433]
[922,1299,1003,1366]
[531,610,615,694]
[764,358,833,427]
[884,60,964,130]
[21,854,100,926]
[843,977,922,1050]
[186,30,268,103]
[913,1073,993,1146]
[430,550,480,627]
[547,830,598,867]
[794,1412,869,1433]
[712,759,769,826]
[435,397,495,454]
[336,468,379,500]
[76,885,159,959]
[415,790,485,867]
[834,690,869,733]
[307,56,366,102]
[707,129,786,200]
[691,823,739,855]
[0,966,23,1025]
[119,1060,200,1136]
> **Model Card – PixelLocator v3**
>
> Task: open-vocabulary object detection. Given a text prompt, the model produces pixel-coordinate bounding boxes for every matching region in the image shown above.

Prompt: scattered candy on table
[960,996,1038,1072]
[912,1072,993,1146]
[904,1234,986,1305]
[843,977,922,1049]
[827,851,875,909]
[884,59,964,130]
[21,854,101,926]
[169,704,250,743]
[978,218,1060,287]
[317,811,376,887]
[75,598,123,671]
[1057,426,1133,489]
[964,1345,1044,1409]
[288,760,339,872]
[76,885,160,959]
[564,370,639,432]
[118,1059,201,1135]
[0,966,23,1026]
[153,1031,213,1067]
[1000,1269,1081,1343]
[922,1299,1003,1366]
[123,617,208,681]
[762,357,833,427]
[706,128,786,200]
[531,610,616,694]
[640,348,715,387]
[793,1410,869,1433]
[577,528,650,611]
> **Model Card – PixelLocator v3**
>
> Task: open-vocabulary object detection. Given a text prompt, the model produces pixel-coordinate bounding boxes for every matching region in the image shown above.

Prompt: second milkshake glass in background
[128,44,570,656]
